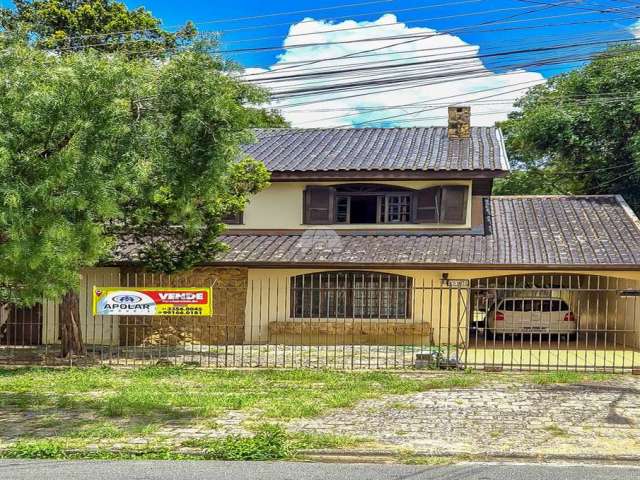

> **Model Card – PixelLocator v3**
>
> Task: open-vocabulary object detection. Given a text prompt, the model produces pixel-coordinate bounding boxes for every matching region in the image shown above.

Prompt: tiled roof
[242,127,509,173]
[112,196,640,269]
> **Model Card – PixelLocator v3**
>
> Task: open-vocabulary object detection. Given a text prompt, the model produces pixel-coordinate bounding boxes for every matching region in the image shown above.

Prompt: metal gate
[465,275,640,373]
[0,272,638,372]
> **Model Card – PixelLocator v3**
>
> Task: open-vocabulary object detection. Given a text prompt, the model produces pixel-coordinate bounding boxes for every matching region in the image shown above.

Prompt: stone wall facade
[268,320,432,346]
[119,267,248,346]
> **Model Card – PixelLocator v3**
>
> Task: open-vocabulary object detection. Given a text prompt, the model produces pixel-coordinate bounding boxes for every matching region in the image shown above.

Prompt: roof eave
[102,260,640,272]
[269,169,509,182]
[203,262,640,271]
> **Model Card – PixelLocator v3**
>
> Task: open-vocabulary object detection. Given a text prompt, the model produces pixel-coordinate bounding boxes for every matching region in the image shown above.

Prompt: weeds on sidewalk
[0,425,363,461]
[529,371,612,385]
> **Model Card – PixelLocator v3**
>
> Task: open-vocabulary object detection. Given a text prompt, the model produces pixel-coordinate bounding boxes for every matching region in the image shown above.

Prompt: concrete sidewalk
[289,377,640,458]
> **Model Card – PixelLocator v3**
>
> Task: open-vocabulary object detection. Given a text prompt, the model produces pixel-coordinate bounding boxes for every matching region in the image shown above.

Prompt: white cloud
[244,14,545,127]
[631,20,640,38]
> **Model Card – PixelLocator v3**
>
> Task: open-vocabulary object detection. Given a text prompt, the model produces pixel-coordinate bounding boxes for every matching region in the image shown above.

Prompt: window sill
[287,317,413,322]
[299,223,469,229]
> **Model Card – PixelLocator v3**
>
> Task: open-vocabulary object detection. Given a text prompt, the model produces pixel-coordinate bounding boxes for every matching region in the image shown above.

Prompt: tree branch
[39,132,75,158]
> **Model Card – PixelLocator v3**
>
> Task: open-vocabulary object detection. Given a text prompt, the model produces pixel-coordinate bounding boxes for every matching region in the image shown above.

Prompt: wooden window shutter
[222,212,243,225]
[304,186,335,224]
[439,186,468,224]
[413,187,440,223]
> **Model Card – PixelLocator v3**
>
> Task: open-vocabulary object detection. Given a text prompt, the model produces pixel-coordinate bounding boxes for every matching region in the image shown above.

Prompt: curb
[299,448,640,464]
[3,446,640,464]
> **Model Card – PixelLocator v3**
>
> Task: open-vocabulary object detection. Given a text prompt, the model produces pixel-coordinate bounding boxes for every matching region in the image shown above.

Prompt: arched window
[290,271,412,319]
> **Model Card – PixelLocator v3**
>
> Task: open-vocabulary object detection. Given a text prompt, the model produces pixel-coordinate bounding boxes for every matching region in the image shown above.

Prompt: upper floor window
[303,184,467,225]
[222,212,243,225]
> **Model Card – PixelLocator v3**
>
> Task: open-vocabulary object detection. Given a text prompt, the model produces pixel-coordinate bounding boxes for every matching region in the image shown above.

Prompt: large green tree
[0,0,288,126]
[0,0,195,54]
[496,44,640,210]
[0,35,271,355]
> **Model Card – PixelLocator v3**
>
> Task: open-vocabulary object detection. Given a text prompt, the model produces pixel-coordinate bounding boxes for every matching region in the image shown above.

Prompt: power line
[238,31,635,107]
[314,82,544,127]
[215,9,605,54]
[260,55,581,110]
[233,1,562,82]
[27,2,628,55]
[217,0,485,36]
[21,0,396,41]
[239,23,628,75]
[179,0,394,25]
[263,42,635,100]
[219,3,567,46]
[263,47,636,125]
[231,10,639,84]
[518,0,640,19]
[247,36,631,86]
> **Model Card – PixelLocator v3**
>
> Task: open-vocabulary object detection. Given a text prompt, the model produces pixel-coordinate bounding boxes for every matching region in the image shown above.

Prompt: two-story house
[8,107,640,367]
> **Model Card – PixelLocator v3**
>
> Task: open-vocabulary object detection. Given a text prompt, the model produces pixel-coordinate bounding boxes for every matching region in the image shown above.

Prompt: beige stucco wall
[37,267,640,350]
[567,277,640,349]
[233,180,474,230]
[43,267,121,345]
[244,268,640,348]
[245,268,468,346]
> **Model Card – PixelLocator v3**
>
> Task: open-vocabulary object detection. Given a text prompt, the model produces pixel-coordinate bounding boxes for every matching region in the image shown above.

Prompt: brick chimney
[448,106,471,139]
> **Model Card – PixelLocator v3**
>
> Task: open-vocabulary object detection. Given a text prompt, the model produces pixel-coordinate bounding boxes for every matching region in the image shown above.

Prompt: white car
[486,298,577,337]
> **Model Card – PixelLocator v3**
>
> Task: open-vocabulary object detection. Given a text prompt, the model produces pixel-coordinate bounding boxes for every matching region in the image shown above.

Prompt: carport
[464,274,640,372]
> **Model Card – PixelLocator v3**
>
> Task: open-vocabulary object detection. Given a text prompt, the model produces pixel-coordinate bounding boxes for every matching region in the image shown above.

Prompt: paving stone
[287,378,640,457]
[128,438,148,445]
[2,376,639,458]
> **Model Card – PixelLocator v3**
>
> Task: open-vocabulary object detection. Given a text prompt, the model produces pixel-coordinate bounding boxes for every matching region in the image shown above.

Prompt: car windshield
[499,299,569,312]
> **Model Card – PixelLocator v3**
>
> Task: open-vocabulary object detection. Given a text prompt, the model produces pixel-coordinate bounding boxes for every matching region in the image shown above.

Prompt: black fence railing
[0,273,638,372]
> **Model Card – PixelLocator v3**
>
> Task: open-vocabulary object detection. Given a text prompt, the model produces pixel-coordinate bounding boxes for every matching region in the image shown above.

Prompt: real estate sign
[92,287,212,316]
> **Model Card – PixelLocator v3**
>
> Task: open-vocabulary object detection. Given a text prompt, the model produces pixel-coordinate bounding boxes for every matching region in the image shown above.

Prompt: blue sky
[125,0,638,73]
[118,1,640,127]
[8,0,637,127]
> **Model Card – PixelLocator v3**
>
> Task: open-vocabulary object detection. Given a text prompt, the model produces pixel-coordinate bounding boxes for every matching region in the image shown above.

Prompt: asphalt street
[1,460,639,480]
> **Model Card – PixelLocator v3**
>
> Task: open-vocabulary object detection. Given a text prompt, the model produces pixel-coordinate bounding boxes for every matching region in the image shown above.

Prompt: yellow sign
[92,287,212,316]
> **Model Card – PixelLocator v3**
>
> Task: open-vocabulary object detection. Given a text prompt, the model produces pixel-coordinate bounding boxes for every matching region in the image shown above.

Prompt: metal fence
[1,272,639,372]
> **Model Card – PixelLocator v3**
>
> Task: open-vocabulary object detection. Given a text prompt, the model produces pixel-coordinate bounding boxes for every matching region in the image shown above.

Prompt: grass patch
[543,424,569,437]
[529,371,612,385]
[181,424,363,460]
[0,439,192,461]
[0,367,482,458]
[181,424,291,461]
[0,367,483,420]
[1,426,364,461]
[419,374,483,391]
[2,439,68,459]
[67,422,125,439]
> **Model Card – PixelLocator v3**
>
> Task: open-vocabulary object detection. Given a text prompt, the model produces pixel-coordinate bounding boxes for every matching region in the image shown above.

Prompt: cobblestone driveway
[289,377,640,457]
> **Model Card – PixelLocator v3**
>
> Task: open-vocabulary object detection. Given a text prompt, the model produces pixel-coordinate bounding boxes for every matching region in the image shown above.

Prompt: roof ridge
[245,127,509,174]
[252,126,491,132]
[615,194,640,233]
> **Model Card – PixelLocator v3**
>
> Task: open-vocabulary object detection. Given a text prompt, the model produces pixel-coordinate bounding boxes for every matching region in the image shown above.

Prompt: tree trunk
[59,291,85,357]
